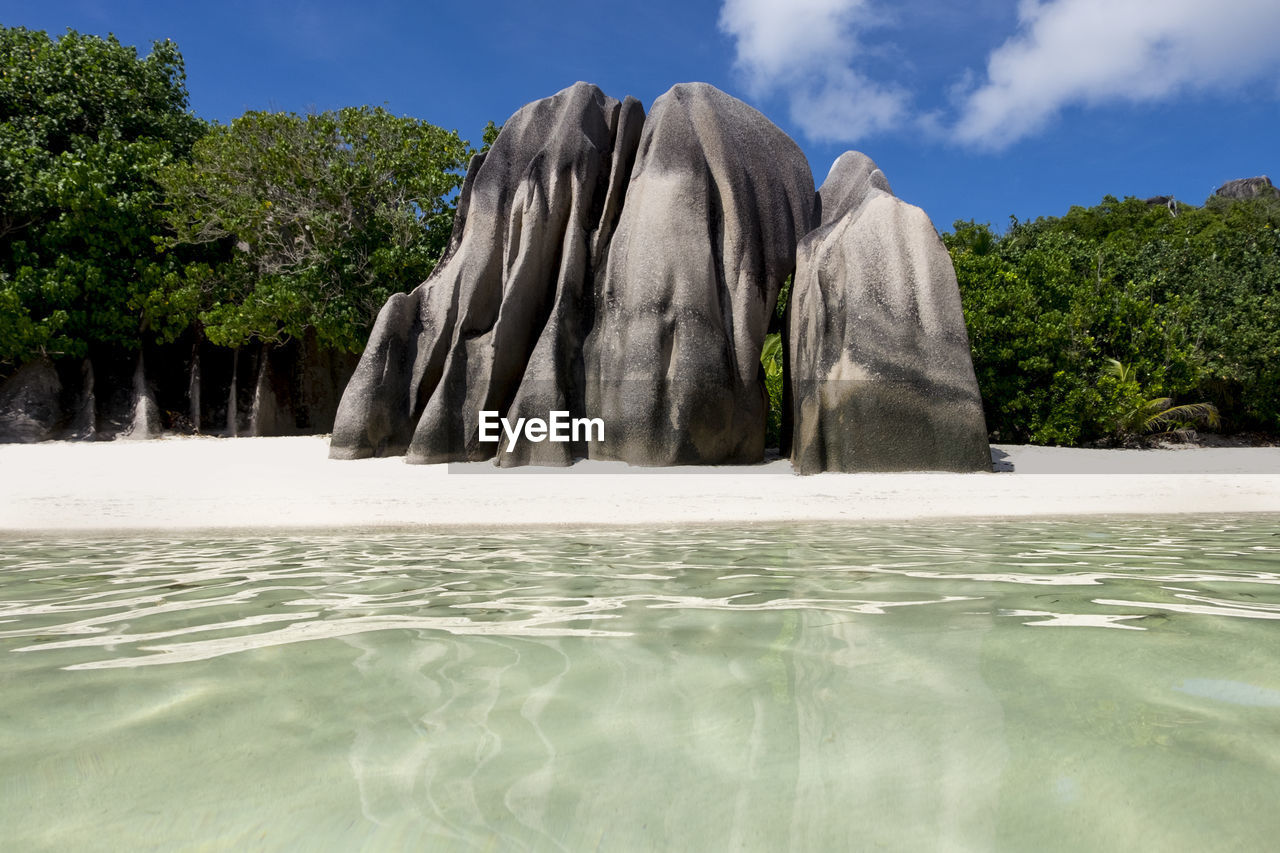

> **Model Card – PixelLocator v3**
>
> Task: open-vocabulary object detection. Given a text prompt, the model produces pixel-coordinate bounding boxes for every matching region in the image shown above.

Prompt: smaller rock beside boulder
[1214,176,1275,200]
[0,359,64,443]
[789,151,989,473]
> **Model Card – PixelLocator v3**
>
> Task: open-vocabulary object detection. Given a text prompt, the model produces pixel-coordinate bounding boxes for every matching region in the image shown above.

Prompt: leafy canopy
[0,25,204,365]
[160,107,472,352]
[947,189,1280,442]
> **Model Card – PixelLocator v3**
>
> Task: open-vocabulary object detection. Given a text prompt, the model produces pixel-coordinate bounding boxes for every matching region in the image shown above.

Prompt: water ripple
[1,517,1278,671]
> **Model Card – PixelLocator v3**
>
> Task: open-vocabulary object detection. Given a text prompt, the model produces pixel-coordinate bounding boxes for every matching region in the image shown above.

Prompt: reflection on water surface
[2,518,1279,850]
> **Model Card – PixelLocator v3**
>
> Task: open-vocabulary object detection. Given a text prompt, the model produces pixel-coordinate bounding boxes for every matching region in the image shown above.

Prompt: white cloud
[788,69,908,141]
[955,0,1280,147]
[718,0,908,142]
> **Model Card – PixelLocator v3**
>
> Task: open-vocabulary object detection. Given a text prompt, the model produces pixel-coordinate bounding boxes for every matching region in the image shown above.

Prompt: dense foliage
[0,26,203,365]
[159,108,471,352]
[947,191,1280,443]
[0,24,477,378]
[2,27,1277,447]
[761,275,790,449]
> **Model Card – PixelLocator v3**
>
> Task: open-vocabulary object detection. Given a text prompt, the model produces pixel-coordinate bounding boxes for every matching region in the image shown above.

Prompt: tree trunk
[124,349,161,440]
[68,357,97,440]
[226,346,239,437]
[249,342,270,436]
[188,330,202,433]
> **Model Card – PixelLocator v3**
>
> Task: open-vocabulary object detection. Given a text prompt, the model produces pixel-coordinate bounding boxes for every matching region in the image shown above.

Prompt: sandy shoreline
[1,435,1278,533]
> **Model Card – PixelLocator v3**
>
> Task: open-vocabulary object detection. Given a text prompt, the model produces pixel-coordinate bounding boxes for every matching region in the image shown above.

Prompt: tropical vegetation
[946,191,1280,444]
[1,25,475,373]
[3,25,1277,446]
[0,26,203,364]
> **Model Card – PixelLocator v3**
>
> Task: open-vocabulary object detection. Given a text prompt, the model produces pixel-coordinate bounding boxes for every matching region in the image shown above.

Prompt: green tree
[159,107,472,353]
[480,120,501,152]
[948,188,1280,444]
[0,26,204,369]
[1104,359,1220,441]
[761,332,783,448]
[1181,194,1280,429]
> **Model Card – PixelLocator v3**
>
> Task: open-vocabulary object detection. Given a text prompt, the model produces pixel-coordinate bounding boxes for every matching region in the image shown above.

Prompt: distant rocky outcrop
[788,152,989,473]
[1144,195,1178,215]
[1215,176,1274,200]
[330,82,815,466]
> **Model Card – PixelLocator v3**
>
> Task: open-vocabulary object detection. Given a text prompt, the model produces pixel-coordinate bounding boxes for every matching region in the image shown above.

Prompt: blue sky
[5,0,1279,231]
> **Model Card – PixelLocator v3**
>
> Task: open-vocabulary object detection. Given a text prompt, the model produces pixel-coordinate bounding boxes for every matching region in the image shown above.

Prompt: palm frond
[1119,396,1168,432]
[1104,358,1136,384]
[760,333,783,382]
[760,333,782,367]
[1144,401,1220,432]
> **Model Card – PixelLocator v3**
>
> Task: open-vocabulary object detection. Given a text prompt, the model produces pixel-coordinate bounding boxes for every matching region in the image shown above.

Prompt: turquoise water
[2,518,1279,851]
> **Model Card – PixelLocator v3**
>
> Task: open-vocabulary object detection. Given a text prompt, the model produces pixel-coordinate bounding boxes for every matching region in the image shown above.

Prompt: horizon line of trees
[3,26,1277,445]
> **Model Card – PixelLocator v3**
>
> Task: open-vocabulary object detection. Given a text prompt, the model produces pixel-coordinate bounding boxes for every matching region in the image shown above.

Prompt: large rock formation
[330,83,644,464]
[330,82,815,466]
[331,84,988,472]
[788,152,989,473]
[586,83,815,464]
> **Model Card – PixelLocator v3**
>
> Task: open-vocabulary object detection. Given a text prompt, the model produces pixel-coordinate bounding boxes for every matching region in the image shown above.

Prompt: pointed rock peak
[818,151,893,227]
[330,82,647,464]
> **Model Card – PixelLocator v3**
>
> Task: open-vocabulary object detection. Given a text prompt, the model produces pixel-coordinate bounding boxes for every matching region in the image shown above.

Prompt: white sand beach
[1,435,1278,533]
[0,435,1274,527]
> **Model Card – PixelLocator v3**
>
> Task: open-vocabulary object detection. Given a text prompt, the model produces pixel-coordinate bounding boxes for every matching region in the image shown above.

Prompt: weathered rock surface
[1214,176,1274,200]
[586,83,815,464]
[789,152,989,473]
[331,81,814,466]
[0,358,63,443]
[331,82,644,464]
[331,85,986,471]
[1144,195,1178,215]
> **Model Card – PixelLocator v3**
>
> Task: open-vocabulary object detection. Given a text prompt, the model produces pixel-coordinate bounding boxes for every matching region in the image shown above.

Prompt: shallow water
[2,517,1279,851]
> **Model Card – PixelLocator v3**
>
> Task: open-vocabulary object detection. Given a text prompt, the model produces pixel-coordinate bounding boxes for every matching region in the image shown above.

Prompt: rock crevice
[331,82,816,467]
[329,84,988,472]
